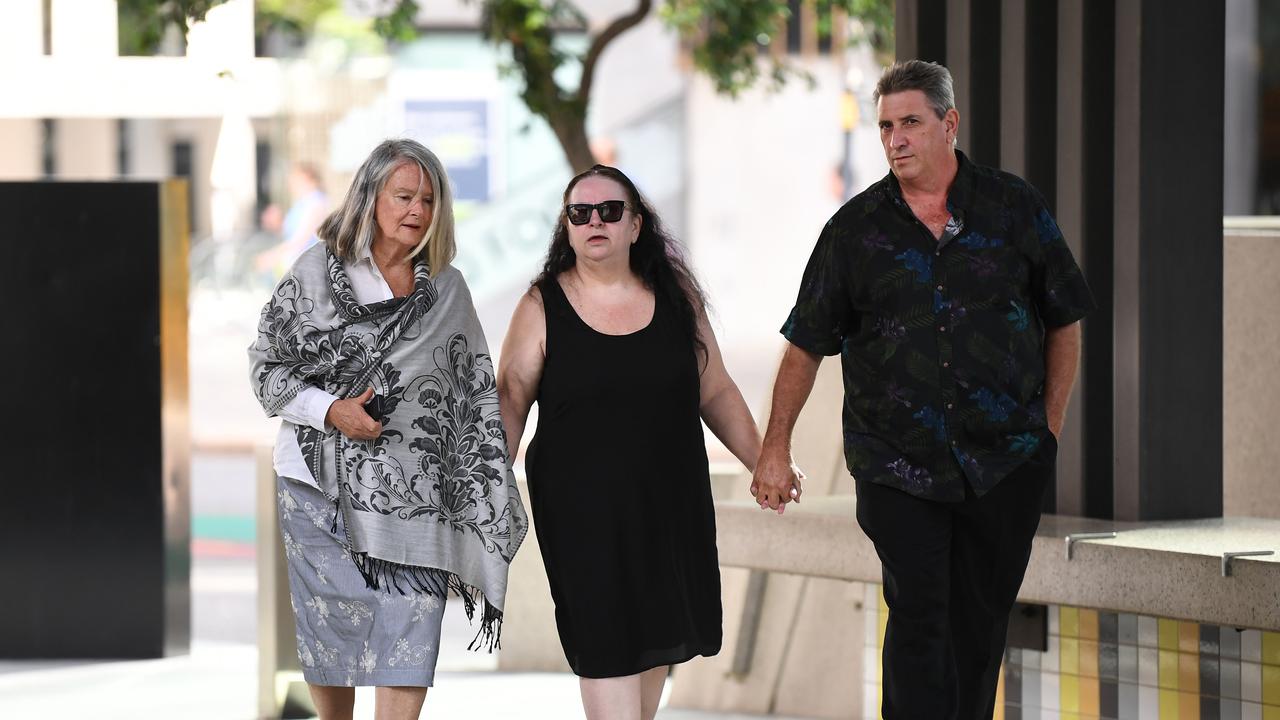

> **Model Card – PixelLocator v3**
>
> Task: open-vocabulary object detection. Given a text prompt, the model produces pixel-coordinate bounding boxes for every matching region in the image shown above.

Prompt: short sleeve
[780,216,855,356]
[1027,188,1097,328]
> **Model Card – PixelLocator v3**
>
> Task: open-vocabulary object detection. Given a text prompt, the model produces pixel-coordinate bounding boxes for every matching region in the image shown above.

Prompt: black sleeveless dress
[526,277,722,678]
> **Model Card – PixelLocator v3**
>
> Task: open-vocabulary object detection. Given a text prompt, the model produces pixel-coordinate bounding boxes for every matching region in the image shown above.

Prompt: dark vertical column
[0,181,190,657]
[1024,0,1058,203]
[1112,0,1224,520]
[968,0,1002,167]
[896,0,948,64]
[1081,0,1116,519]
[917,0,948,63]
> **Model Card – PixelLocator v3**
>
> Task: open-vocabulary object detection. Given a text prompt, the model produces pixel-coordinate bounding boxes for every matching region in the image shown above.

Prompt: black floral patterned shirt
[782,151,1096,501]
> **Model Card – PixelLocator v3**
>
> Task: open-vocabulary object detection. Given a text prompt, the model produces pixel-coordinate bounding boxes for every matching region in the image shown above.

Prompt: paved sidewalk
[0,642,799,719]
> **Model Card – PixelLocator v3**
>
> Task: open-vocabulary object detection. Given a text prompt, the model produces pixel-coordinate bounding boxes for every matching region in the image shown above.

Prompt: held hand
[326,387,383,441]
[750,446,804,515]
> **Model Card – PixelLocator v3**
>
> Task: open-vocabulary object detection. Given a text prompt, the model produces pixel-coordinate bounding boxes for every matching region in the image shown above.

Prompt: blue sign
[403,99,490,202]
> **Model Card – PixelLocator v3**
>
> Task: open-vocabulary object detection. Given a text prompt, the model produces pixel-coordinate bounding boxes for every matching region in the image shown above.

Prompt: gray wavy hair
[317,138,456,276]
[873,60,956,120]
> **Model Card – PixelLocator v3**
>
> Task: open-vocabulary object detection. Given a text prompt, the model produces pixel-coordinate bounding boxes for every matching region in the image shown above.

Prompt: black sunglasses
[565,200,629,225]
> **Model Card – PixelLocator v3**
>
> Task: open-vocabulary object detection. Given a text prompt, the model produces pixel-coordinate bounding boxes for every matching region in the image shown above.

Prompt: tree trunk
[548,112,596,174]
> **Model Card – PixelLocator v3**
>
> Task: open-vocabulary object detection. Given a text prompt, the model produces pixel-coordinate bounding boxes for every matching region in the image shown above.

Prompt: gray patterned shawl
[248,244,528,649]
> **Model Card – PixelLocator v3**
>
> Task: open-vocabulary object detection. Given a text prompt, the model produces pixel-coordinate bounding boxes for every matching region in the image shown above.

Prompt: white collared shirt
[272,245,397,488]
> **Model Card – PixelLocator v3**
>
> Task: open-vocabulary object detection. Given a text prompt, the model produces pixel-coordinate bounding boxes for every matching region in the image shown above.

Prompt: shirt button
[938,326,947,332]
[943,361,950,368]
[951,440,958,446]
[947,403,954,409]
[936,284,944,291]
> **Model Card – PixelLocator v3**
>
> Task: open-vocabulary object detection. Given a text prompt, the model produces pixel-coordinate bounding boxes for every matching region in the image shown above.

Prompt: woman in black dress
[498,165,763,719]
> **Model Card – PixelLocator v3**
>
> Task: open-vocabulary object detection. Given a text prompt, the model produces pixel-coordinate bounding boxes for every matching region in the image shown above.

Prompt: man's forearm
[1043,321,1082,436]
[762,343,824,452]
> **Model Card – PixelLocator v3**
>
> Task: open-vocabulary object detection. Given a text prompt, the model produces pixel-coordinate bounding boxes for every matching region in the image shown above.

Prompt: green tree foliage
[374,0,892,171]
[256,0,342,43]
[119,0,341,55]
[118,0,225,55]
[661,0,892,95]
[140,0,892,171]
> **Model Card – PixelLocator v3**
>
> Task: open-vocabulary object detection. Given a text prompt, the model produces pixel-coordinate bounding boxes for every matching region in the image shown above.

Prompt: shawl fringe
[349,551,504,652]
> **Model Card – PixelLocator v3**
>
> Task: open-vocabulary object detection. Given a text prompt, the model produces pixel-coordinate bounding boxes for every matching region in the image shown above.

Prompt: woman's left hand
[326,387,383,441]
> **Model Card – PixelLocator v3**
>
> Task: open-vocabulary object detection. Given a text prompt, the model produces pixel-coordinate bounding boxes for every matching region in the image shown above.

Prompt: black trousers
[855,436,1055,720]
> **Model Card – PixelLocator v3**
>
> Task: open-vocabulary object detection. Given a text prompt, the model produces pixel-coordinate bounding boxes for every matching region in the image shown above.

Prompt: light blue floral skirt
[276,476,447,687]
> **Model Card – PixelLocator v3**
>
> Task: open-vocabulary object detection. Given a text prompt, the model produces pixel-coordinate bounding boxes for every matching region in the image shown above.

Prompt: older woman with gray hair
[249,138,527,719]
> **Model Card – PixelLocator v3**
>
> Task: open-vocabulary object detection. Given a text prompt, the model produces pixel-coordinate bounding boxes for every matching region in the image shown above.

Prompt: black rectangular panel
[1134,2,1225,519]
[0,181,189,658]
[916,0,948,63]
[1007,602,1048,652]
[968,0,1002,167]
[1025,0,1058,206]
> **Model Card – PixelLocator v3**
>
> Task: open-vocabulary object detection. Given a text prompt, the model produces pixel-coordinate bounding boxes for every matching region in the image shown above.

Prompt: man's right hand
[325,387,383,441]
[751,444,805,515]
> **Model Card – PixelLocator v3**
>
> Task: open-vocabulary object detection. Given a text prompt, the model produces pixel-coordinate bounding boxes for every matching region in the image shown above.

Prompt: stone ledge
[715,496,1280,631]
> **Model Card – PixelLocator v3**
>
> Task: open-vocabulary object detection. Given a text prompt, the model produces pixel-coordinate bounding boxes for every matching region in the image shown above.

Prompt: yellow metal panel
[1061,673,1080,713]
[1159,619,1180,651]
[1263,663,1280,706]
[159,178,191,657]
[1263,632,1280,667]
[1062,637,1080,676]
[1062,606,1081,638]
[1158,689,1179,720]
[1159,650,1179,690]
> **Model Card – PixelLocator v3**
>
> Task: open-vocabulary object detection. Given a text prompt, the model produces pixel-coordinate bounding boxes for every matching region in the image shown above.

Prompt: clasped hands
[749,447,804,516]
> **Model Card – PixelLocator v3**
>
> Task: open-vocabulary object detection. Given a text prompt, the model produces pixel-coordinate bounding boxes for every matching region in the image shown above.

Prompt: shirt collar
[885,148,975,225]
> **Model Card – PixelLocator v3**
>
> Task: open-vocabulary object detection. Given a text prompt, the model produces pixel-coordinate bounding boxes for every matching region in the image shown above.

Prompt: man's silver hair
[873,60,956,120]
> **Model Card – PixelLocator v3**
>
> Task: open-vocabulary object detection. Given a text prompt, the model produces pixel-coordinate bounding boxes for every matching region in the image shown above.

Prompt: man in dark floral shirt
[752,60,1095,719]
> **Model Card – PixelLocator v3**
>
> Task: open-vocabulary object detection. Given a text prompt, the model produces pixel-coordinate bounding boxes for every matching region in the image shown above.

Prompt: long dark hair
[531,164,709,363]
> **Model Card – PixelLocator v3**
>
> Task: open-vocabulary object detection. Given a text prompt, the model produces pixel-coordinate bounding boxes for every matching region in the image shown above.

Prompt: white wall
[0,121,42,179]
[587,10,686,134]
[55,119,118,179]
[685,59,887,417]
